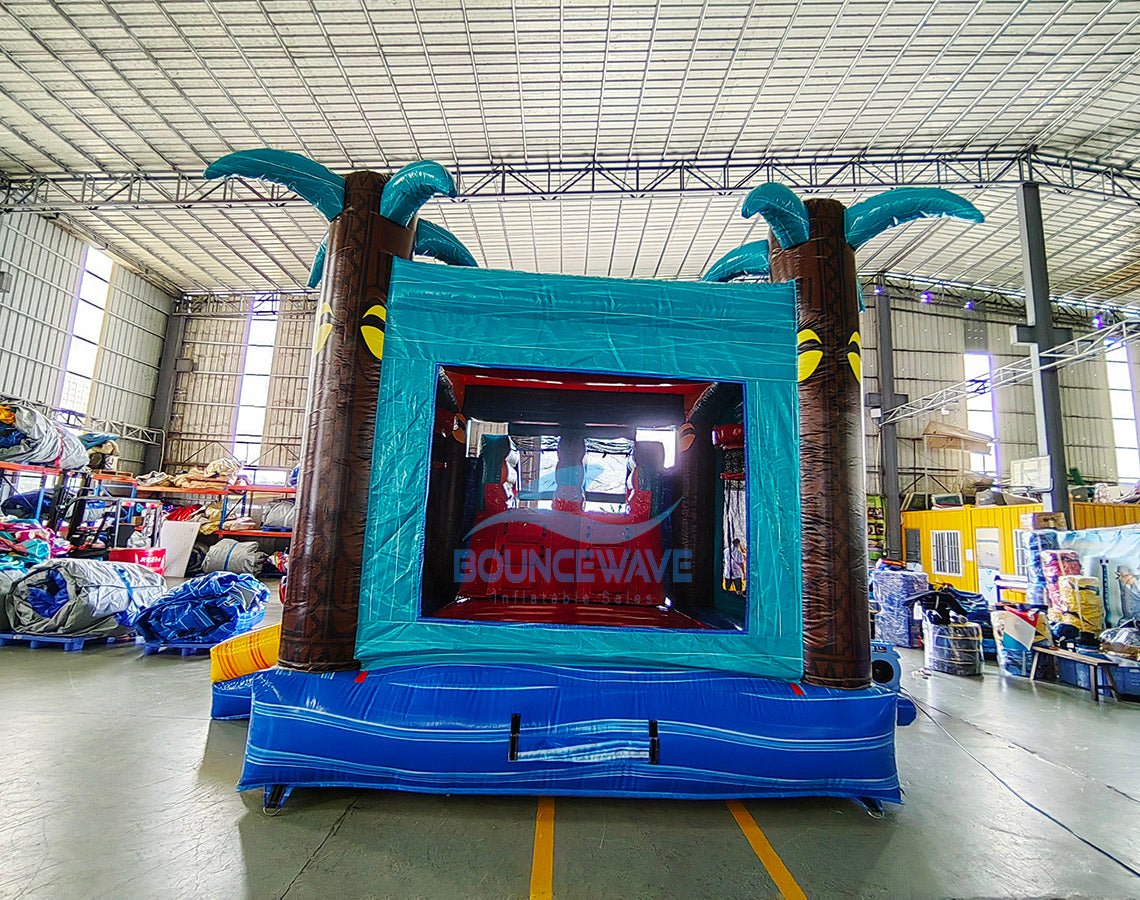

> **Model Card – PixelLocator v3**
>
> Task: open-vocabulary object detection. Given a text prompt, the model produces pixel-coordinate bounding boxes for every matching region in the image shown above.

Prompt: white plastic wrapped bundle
[923,615,983,676]
[2,558,165,636]
[203,538,267,575]
[260,499,296,530]
[0,402,88,470]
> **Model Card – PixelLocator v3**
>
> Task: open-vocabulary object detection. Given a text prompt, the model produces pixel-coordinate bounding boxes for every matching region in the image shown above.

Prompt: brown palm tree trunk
[769,198,871,689]
[279,171,415,671]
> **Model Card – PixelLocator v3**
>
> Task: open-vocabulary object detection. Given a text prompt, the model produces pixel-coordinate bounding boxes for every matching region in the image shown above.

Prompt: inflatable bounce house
[206,151,980,811]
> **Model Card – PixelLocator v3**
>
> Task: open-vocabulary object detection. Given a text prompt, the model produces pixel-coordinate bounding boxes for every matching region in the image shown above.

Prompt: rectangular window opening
[931,529,964,577]
[963,352,998,476]
[59,246,113,415]
[1013,529,1031,578]
[421,365,748,633]
[233,309,279,472]
[1106,341,1140,483]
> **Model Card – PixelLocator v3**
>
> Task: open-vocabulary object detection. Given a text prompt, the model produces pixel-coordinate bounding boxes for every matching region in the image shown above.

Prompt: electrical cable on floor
[901,689,1140,880]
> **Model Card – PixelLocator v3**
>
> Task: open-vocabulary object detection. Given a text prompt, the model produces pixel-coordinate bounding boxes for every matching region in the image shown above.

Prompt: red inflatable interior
[458,471,667,606]
[433,600,706,629]
[424,366,722,631]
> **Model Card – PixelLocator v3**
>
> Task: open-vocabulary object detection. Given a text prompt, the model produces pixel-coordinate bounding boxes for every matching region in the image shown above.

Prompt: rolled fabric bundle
[1027,531,1060,585]
[4,559,165,637]
[1040,550,1081,608]
[1100,621,1140,662]
[203,538,266,575]
[1054,575,1104,634]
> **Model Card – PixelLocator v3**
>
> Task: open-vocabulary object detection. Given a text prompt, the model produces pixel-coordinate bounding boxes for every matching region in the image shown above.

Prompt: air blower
[871,640,916,726]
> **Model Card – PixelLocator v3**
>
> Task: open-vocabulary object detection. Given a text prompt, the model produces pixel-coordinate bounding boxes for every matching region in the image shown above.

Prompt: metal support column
[143,309,185,472]
[871,295,906,559]
[1015,182,1070,518]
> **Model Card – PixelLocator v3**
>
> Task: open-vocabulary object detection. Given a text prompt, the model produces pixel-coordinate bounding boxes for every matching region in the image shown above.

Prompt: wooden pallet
[0,632,135,652]
[140,640,215,657]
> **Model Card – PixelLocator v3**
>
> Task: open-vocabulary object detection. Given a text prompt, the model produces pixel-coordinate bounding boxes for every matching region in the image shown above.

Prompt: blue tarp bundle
[871,563,928,648]
[1025,530,1059,607]
[134,572,267,645]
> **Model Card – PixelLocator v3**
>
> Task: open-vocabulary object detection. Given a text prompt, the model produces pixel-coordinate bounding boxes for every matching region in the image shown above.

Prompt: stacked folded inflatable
[0,401,88,470]
[134,572,268,645]
[209,623,280,719]
[0,558,165,636]
[871,562,928,648]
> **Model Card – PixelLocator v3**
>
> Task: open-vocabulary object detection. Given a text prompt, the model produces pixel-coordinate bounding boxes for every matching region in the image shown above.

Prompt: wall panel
[164,297,314,474]
[165,310,248,470]
[0,213,173,472]
[866,298,1123,499]
[90,267,173,470]
[0,213,82,403]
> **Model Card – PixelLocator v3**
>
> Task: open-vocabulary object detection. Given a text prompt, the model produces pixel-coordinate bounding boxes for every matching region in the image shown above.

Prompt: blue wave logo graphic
[465,500,680,545]
[517,463,609,501]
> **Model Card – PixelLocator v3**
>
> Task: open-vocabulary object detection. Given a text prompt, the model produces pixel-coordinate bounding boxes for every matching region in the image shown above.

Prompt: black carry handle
[508,713,521,761]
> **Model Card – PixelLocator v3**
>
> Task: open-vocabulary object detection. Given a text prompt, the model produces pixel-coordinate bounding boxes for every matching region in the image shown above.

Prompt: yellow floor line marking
[530,797,555,900]
[727,800,807,900]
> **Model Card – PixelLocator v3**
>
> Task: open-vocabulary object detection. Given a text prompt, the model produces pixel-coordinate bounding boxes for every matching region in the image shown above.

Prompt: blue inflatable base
[238,665,903,804]
[211,672,261,720]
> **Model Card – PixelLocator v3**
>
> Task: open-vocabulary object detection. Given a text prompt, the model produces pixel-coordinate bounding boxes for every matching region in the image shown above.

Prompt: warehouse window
[904,528,922,564]
[1106,340,1140,483]
[931,529,963,577]
[963,352,997,475]
[233,312,278,465]
[1012,529,1030,577]
[59,247,113,415]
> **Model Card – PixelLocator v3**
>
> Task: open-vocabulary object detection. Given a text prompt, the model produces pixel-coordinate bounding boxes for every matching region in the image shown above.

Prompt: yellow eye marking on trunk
[798,351,822,383]
[797,328,823,383]
[312,302,334,355]
[360,303,388,359]
[847,330,861,382]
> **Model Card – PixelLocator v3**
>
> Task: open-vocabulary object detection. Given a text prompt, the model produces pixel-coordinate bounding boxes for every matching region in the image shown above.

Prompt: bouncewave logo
[455,495,689,586]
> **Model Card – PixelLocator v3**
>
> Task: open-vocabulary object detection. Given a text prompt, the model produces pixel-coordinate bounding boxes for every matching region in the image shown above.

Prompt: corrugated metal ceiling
[1,0,1139,302]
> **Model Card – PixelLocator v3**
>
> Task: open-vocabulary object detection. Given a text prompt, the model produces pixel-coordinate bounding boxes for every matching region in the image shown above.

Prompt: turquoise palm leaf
[415,220,478,267]
[204,149,345,221]
[306,220,476,288]
[845,188,983,250]
[702,240,770,282]
[307,236,327,289]
[380,161,458,227]
[741,183,810,249]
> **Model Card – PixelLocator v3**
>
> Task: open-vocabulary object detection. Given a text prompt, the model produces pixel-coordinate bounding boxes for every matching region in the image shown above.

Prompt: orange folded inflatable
[210,623,281,683]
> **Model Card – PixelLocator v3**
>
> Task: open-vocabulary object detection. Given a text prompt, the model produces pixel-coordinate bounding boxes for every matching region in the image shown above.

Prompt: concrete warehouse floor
[2,606,1138,899]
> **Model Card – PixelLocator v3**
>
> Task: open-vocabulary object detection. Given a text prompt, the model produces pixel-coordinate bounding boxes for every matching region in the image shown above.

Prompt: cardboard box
[1020,511,1067,531]
[109,546,167,575]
